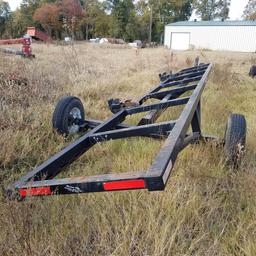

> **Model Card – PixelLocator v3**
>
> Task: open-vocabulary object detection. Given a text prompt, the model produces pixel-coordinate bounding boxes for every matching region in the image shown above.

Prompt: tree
[80,0,111,39]
[93,13,112,38]
[0,0,9,17]
[61,0,84,38]
[33,3,61,37]
[19,0,41,28]
[109,0,135,40]
[244,0,256,20]
[0,0,11,37]
[136,0,192,43]
[154,0,192,42]
[193,0,230,20]
[9,9,26,37]
[135,0,150,41]
[3,0,194,42]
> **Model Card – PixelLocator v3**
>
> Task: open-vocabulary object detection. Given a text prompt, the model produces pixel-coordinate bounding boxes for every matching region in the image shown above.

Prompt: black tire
[52,96,85,136]
[224,114,246,168]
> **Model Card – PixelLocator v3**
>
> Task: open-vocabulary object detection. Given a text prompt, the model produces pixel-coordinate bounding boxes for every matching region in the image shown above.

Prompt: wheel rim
[68,107,82,134]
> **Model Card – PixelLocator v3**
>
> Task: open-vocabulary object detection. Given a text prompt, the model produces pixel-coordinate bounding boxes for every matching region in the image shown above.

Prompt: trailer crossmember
[7,63,215,199]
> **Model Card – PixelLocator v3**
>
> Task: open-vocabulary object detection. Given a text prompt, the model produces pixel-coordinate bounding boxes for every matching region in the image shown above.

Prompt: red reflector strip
[19,187,52,197]
[103,180,145,191]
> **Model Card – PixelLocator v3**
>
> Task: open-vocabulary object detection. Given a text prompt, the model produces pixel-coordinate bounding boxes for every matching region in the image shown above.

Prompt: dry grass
[0,43,256,256]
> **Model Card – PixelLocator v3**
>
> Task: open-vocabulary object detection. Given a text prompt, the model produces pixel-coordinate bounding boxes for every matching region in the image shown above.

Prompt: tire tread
[52,96,84,136]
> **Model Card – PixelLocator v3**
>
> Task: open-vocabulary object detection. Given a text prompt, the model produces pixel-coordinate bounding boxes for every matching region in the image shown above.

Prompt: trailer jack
[6,61,247,200]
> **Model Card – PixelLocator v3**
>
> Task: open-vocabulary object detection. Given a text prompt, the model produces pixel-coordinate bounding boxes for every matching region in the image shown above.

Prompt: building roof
[166,20,256,27]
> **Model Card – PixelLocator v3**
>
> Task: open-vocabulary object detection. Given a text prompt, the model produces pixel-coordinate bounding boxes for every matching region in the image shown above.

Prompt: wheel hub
[68,107,82,134]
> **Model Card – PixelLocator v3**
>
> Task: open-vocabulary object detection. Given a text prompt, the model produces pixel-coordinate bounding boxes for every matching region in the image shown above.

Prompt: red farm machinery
[0,27,51,58]
[26,27,52,42]
[0,36,33,58]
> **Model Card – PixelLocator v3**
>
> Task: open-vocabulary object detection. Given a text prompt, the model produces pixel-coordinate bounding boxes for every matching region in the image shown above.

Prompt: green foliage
[80,0,111,39]
[19,0,41,27]
[193,0,230,21]
[136,0,192,43]
[108,0,136,40]
[9,10,27,37]
[243,0,256,20]
[0,0,194,42]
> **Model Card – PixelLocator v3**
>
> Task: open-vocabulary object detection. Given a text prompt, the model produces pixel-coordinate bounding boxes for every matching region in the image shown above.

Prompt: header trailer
[6,61,247,200]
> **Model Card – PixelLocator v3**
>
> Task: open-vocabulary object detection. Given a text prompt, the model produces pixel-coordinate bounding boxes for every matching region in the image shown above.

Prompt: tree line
[0,0,255,42]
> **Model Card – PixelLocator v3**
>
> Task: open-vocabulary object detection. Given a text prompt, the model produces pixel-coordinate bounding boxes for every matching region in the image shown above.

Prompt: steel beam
[145,64,212,191]
[127,97,189,115]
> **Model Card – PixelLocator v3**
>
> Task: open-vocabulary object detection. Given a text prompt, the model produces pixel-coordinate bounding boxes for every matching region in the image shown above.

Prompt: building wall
[164,25,256,52]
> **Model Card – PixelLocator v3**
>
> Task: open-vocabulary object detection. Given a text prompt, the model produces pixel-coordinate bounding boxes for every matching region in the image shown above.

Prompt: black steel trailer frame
[7,63,214,199]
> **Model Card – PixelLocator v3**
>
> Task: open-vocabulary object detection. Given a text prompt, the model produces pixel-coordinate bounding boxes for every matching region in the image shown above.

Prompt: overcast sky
[6,0,249,20]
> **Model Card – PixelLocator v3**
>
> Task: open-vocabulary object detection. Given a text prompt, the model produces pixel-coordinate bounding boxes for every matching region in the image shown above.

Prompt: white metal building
[164,20,256,52]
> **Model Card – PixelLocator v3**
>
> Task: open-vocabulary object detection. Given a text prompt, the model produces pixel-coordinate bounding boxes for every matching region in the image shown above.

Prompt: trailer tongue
[6,62,247,200]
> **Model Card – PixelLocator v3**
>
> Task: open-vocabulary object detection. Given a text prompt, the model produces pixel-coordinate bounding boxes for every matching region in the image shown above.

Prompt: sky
[229,0,248,20]
[5,0,249,20]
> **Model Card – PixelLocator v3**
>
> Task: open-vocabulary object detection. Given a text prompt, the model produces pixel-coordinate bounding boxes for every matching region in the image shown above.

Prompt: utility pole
[149,5,152,43]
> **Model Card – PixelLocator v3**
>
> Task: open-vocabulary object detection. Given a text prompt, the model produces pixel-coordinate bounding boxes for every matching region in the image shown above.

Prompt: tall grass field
[0,43,256,255]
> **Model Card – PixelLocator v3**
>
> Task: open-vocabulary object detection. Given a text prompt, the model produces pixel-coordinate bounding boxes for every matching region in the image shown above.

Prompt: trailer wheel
[52,96,85,136]
[224,114,246,168]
